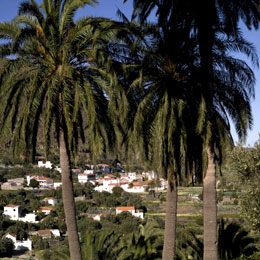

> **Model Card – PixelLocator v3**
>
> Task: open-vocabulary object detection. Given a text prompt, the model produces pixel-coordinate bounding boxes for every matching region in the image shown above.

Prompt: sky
[0,0,260,146]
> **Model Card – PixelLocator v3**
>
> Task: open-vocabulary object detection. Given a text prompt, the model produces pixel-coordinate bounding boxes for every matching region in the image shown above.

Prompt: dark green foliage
[7,221,28,240]
[112,186,124,197]
[176,228,203,260]
[228,140,260,232]
[29,179,39,188]
[31,236,49,250]
[0,166,61,181]
[0,238,14,257]
[90,190,146,209]
[74,182,94,199]
[81,218,163,260]
[41,246,70,260]
[218,219,257,260]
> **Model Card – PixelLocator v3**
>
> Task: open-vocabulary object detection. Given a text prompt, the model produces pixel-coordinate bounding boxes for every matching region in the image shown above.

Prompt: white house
[39,207,53,215]
[3,205,21,220]
[3,205,38,223]
[128,172,137,180]
[26,175,53,188]
[54,182,62,189]
[78,173,96,184]
[83,169,94,174]
[3,233,32,251]
[126,181,149,193]
[37,229,60,239]
[116,206,144,219]
[142,171,156,180]
[18,213,38,223]
[50,229,60,237]
[42,197,58,206]
[38,161,53,169]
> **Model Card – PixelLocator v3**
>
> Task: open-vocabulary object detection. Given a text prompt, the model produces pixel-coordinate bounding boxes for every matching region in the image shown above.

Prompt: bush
[0,238,14,257]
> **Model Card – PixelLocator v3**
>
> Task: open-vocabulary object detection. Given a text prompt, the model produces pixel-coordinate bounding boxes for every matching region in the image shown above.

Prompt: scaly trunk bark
[162,178,177,260]
[59,128,82,260]
[203,148,217,260]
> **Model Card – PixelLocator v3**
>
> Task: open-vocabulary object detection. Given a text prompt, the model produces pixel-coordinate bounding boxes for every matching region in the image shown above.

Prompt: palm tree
[183,3,259,258]
[82,219,163,260]
[0,1,126,259]
[218,219,257,259]
[126,23,204,259]
[127,1,260,259]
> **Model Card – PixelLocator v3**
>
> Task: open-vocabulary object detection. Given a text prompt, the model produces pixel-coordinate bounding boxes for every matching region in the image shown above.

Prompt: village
[0,160,167,256]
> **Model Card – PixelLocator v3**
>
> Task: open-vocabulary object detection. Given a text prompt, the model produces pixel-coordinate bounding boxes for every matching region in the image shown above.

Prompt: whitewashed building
[26,175,54,188]
[54,182,62,189]
[142,171,156,180]
[116,206,144,219]
[3,205,38,223]
[3,233,32,251]
[42,197,58,206]
[83,169,94,174]
[18,213,38,223]
[78,173,96,184]
[38,161,53,169]
[3,205,21,220]
[39,207,53,215]
[128,172,137,180]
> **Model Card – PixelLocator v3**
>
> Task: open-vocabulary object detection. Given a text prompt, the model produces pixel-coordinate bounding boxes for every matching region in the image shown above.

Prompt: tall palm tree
[182,2,259,259]
[126,21,205,259]
[127,1,260,259]
[0,1,126,259]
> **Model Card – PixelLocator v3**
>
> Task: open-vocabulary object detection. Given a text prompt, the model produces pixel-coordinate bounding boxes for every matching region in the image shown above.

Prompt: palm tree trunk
[59,128,82,260]
[162,178,177,260]
[203,148,217,260]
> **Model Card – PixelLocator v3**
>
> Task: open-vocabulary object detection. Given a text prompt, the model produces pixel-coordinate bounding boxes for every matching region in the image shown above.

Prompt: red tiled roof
[104,174,114,178]
[5,204,19,208]
[133,182,142,186]
[116,206,135,211]
[38,177,53,181]
[40,207,53,211]
[38,230,52,236]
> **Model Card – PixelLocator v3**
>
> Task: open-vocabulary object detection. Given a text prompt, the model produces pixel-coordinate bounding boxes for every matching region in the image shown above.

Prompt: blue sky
[1,0,260,146]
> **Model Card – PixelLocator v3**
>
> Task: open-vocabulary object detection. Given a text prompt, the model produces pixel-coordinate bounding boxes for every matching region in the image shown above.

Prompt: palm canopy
[127,20,256,260]
[128,19,257,182]
[0,1,131,259]
[0,0,127,162]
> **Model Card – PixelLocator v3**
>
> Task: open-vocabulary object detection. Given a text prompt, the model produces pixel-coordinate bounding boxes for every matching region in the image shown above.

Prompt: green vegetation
[0,0,260,259]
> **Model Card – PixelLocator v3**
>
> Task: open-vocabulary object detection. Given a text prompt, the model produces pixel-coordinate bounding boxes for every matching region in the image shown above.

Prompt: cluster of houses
[2,203,143,252]
[3,229,61,252]
[0,161,166,254]
[79,171,167,193]
[1,196,59,252]
[1,160,167,194]
[3,202,55,223]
